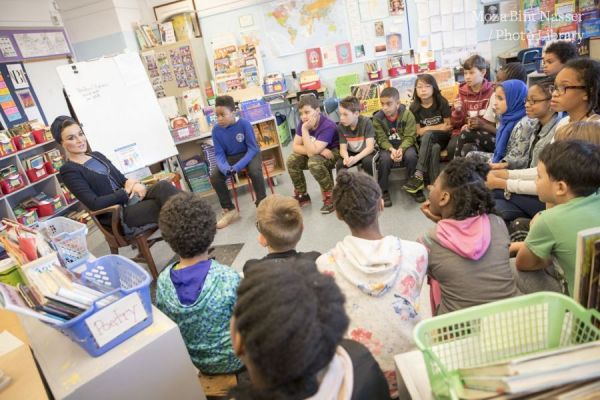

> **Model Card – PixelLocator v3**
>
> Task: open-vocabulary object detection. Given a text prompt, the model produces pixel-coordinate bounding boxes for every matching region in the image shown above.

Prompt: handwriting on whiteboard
[84,292,148,347]
[76,83,109,102]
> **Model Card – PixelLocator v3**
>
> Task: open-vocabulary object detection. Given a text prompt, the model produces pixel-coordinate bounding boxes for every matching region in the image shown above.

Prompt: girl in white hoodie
[229,259,390,400]
[316,171,428,397]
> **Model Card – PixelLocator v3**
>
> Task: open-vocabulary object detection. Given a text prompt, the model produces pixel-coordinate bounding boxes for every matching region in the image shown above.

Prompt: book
[459,342,600,378]
[574,227,600,305]
[588,240,600,310]
[0,282,64,324]
[462,359,600,395]
[159,21,176,44]
[306,48,323,69]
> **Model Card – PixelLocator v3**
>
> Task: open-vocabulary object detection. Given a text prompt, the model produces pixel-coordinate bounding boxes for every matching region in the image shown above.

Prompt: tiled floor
[86,145,435,317]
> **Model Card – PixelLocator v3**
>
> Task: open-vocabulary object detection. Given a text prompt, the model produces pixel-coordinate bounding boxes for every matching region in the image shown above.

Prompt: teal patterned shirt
[156,260,243,374]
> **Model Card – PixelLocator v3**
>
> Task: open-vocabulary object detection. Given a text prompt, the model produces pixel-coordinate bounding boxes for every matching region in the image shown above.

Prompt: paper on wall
[429,0,440,16]
[115,143,144,173]
[7,63,28,89]
[347,0,363,43]
[419,19,431,35]
[500,0,518,15]
[465,11,477,29]
[443,33,453,49]
[442,15,453,31]
[431,33,443,50]
[417,2,430,19]
[453,14,465,29]
[464,0,477,12]
[430,16,442,32]
[453,30,467,48]
[452,0,464,12]
[440,0,452,15]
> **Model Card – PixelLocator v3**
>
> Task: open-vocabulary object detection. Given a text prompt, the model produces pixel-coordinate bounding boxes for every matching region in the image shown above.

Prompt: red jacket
[450,79,494,136]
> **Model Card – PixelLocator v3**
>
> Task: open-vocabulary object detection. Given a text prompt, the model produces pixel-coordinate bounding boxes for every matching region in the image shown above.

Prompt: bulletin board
[0,62,47,128]
[199,0,415,77]
[57,53,178,173]
[0,28,72,63]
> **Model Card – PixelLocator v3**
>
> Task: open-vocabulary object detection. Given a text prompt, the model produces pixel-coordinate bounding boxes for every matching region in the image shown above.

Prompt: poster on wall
[0,62,46,127]
[484,4,500,24]
[7,63,28,89]
[389,0,405,16]
[0,37,17,58]
[15,88,44,122]
[0,74,22,122]
[306,48,323,69]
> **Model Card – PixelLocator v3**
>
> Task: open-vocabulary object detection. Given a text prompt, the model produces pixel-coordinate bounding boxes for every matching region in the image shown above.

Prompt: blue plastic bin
[55,255,153,357]
[38,216,89,269]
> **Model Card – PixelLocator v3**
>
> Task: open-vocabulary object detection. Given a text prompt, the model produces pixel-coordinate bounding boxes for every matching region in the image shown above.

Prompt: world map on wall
[264,0,348,55]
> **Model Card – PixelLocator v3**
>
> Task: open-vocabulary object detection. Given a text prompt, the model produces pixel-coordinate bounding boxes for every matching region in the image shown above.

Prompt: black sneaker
[320,199,335,214]
[382,191,392,207]
[403,175,425,194]
[412,190,426,203]
[293,191,311,207]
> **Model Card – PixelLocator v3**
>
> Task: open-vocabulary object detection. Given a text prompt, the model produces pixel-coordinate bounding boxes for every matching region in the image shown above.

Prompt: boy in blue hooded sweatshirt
[211,95,266,229]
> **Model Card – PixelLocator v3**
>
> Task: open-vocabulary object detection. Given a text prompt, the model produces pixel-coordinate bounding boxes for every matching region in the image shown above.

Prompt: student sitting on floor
[465,79,528,163]
[287,95,339,213]
[211,95,266,229]
[156,192,243,375]
[229,259,391,400]
[336,96,376,174]
[402,73,452,200]
[450,54,495,159]
[372,87,419,205]
[317,170,427,397]
[242,194,320,274]
[486,81,561,223]
[478,62,528,137]
[419,157,519,315]
[515,140,600,296]
[542,40,579,79]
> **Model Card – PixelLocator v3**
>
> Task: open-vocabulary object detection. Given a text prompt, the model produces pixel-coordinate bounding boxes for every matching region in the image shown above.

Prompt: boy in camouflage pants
[286,95,340,214]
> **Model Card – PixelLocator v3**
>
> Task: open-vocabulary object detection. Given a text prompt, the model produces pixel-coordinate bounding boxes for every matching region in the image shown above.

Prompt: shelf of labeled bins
[2,172,58,198]
[0,138,56,161]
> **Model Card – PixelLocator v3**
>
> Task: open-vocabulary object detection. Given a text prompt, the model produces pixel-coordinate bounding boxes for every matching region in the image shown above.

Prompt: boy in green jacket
[372,87,419,205]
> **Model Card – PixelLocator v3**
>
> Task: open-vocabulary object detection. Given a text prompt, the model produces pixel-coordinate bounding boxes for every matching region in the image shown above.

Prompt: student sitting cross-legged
[317,170,427,397]
[211,95,266,229]
[336,96,376,174]
[156,192,243,375]
[229,259,391,399]
[287,95,340,214]
[372,87,418,205]
[242,194,320,275]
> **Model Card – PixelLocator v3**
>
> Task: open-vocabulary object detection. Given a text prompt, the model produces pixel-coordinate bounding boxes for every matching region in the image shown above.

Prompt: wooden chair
[88,205,162,279]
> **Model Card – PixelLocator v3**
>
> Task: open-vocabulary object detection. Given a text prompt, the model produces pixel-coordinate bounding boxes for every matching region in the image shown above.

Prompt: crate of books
[414,292,600,399]
[38,217,89,269]
[0,253,153,357]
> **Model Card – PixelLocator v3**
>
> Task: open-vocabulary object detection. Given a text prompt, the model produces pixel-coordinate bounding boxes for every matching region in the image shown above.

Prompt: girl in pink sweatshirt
[419,158,519,315]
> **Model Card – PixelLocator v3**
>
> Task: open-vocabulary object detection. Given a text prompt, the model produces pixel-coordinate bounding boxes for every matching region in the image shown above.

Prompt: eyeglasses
[549,85,586,96]
[524,97,551,105]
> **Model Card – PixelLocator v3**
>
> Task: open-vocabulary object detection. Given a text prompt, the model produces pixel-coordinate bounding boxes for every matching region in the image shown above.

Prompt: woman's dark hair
[50,115,79,143]
[439,157,495,220]
[333,170,381,229]
[215,95,236,111]
[230,260,348,400]
[159,192,216,258]
[410,73,449,115]
[563,58,600,115]
[539,140,600,197]
[545,41,579,64]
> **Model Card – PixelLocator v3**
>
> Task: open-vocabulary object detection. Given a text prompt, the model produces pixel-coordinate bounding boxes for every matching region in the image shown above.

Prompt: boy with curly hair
[156,192,243,374]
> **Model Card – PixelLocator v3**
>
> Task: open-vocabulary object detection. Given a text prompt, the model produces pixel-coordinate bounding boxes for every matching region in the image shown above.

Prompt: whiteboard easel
[57,53,177,173]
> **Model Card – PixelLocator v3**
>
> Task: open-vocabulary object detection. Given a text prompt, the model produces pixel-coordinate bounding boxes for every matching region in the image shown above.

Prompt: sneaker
[293,191,311,207]
[412,190,426,203]
[382,191,392,207]
[320,191,335,214]
[403,175,425,194]
[216,209,240,229]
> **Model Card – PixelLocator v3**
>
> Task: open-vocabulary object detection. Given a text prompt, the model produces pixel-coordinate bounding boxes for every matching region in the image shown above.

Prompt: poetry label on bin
[85,293,148,347]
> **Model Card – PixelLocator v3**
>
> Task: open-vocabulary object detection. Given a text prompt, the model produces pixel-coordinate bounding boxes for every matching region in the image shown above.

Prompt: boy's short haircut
[297,94,320,110]
[463,54,488,72]
[256,194,303,251]
[545,41,578,64]
[339,96,361,113]
[539,140,600,198]
[215,95,236,112]
[380,87,400,101]
[159,192,216,259]
[498,62,528,82]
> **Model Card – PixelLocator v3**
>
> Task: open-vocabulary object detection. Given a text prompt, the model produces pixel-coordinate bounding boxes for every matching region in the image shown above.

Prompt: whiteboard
[56,53,177,173]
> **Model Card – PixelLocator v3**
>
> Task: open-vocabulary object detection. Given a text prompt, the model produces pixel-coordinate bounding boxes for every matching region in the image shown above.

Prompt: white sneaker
[216,209,240,229]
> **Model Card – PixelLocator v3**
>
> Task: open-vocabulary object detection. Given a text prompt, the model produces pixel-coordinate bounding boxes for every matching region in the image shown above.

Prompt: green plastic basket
[413,292,600,399]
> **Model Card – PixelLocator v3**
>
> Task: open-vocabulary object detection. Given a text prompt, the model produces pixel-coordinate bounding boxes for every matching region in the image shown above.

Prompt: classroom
[0,0,599,399]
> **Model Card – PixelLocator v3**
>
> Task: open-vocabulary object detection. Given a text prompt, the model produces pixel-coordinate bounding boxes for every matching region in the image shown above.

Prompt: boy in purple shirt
[211,95,266,229]
[286,95,339,214]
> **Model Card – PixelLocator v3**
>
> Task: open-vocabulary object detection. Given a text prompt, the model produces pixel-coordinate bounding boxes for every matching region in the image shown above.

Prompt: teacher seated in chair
[52,116,180,233]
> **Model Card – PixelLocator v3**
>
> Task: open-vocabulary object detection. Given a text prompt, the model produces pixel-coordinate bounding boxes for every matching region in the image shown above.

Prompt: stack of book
[457,342,600,399]
[575,227,600,310]
[182,156,211,194]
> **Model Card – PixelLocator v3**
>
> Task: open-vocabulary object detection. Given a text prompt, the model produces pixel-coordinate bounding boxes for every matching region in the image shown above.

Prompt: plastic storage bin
[240,99,272,123]
[413,292,600,399]
[38,216,89,268]
[55,255,153,357]
[0,265,24,286]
